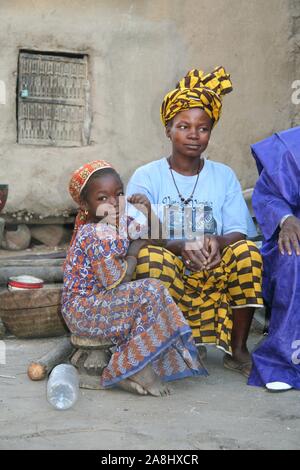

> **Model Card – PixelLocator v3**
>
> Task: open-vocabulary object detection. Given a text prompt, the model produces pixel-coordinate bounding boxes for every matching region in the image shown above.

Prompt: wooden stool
[70,334,113,390]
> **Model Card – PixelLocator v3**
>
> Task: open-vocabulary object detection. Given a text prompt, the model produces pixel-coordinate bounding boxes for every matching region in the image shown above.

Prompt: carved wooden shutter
[17,52,89,147]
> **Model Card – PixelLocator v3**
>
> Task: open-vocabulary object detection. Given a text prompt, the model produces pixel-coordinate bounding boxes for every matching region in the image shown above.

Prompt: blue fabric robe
[248,126,300,389]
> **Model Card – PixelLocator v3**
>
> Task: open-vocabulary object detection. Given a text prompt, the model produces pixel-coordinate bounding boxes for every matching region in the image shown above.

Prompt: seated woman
[248,126,300,392]
[62,160,207,397]
[127,67,264,378]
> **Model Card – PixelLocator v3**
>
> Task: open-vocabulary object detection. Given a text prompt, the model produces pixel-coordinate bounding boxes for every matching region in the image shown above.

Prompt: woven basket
[0,284,68,338]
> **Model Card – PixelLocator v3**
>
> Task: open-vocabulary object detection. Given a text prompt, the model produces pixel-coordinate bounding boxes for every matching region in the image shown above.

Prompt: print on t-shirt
[162,196,217,240]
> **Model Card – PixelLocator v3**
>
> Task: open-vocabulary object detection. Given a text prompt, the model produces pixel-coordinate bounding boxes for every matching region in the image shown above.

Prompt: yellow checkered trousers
[134,240,263,354]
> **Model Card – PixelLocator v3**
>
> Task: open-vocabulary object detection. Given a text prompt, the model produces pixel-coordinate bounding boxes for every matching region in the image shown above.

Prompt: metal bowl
[0,184,8,213]
[8,275,44,291]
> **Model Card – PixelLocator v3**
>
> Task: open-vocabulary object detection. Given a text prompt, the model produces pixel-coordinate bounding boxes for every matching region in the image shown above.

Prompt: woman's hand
[204,235,222,269]
[182,239,207,271]
[278,216,300,255]
[182,235,222,271]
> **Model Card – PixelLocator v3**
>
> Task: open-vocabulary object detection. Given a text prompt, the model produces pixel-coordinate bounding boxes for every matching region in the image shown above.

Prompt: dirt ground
[0,321,299,451]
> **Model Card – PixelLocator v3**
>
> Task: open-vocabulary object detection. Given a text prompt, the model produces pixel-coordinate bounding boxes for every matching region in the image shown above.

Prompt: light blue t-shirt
[126,157,256,239]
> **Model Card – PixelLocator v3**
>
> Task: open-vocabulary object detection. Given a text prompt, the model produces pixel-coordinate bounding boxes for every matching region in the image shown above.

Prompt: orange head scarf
[69,160,114,244]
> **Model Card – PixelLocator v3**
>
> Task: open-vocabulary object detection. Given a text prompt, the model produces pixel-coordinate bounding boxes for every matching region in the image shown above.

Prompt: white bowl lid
[8,275,44,284]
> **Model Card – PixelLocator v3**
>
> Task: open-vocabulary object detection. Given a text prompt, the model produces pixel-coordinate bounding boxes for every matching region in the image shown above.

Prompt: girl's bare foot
[118,378,148,396]
[118,365,170,397]
[132,364,171,397]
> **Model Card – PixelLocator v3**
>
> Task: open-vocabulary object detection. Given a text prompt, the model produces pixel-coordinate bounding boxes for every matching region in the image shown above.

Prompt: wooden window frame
[17,50,90,147]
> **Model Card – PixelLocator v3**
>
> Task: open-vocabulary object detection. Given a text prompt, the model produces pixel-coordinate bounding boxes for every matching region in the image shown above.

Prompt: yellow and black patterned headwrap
[160,66,233,127]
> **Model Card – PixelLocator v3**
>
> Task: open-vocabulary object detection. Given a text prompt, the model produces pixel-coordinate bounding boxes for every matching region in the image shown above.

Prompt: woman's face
[166,108,213,159]
[82,174,124,224]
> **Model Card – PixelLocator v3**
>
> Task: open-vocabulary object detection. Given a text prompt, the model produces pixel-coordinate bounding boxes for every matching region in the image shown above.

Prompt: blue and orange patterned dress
[62,222,207,387]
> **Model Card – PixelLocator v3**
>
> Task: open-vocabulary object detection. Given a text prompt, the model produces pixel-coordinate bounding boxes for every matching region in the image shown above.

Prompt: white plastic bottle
[47,364,79,410]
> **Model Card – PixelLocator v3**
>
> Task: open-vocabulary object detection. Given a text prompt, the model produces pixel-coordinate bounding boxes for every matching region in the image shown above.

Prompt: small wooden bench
[70,334,113,390]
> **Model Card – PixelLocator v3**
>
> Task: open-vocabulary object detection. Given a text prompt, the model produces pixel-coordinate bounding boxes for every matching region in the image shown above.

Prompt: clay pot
[0,184,8,213]
[1,224,31,250]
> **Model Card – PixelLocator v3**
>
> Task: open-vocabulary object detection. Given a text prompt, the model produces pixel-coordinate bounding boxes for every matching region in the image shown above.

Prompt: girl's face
[166,108,212,159]
[82,173,124,224]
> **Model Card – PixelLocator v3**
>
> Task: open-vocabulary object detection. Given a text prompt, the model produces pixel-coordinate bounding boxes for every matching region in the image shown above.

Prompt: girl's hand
[127,194,151,240]
[122,255,137,283]
[127,239,148,258]
[127,194,151,216]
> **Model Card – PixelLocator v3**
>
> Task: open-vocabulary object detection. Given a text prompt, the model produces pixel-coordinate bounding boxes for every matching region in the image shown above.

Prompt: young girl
[62,160,207,397]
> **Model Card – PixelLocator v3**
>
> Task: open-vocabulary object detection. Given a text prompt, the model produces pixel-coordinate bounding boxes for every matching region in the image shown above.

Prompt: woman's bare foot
[132,364,171,397]
[224,349,252,378]
[233,348,251,364]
